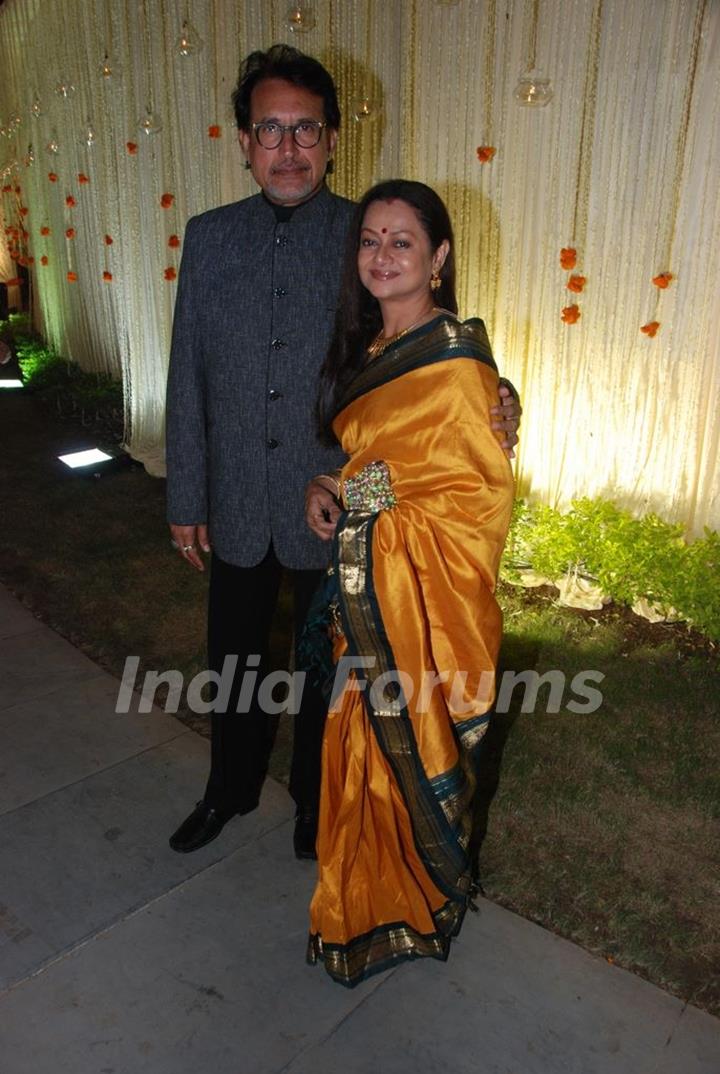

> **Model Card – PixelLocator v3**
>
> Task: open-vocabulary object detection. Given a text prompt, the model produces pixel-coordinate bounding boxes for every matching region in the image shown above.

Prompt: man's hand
[170,524,211,572]
[305,478,341,541]
[491,383,523,459]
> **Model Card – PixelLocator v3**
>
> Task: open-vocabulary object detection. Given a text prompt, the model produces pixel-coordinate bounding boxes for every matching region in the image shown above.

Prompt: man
[166,45,520,860]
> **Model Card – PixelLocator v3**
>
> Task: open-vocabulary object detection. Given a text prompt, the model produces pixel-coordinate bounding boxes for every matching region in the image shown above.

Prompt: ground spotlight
[56,445,130,478]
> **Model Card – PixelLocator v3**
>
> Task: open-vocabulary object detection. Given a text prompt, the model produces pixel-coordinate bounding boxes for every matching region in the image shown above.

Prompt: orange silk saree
[307,314,514,987]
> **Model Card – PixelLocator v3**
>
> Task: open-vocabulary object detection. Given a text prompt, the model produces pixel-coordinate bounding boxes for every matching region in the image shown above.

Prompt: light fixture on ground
[0,378,24,389]
[57,445,130,477]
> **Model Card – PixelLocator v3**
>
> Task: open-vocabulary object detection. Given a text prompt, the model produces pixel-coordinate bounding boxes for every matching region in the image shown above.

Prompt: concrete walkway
[0,582,718,1074]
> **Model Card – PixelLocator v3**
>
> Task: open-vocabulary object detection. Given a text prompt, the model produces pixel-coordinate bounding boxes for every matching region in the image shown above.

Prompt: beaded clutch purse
[343,460,397,512]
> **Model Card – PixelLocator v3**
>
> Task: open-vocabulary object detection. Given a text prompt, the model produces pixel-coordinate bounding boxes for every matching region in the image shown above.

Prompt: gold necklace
[366,307,440,360]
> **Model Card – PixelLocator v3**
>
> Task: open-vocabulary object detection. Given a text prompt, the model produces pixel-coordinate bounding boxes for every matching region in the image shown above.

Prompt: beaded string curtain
[0,0,718,535]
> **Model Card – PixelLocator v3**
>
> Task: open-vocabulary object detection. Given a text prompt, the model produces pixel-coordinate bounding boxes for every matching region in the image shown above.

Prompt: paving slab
[0,626,102,710]
[0,734,293,989]
[283,899,720,1074]
[0,822,375,1074]
[0,588,43,639]
[0,673,187,815]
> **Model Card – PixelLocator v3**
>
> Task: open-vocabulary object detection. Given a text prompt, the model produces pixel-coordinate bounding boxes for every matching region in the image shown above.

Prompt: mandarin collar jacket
[165,184,355,569]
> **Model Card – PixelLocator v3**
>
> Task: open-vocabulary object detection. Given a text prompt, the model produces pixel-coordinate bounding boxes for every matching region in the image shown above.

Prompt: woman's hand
[491,383,522,459]
[305,478,341,540]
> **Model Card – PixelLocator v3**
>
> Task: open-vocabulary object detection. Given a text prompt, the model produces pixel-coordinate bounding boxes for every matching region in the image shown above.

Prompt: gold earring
[430,270,441,292]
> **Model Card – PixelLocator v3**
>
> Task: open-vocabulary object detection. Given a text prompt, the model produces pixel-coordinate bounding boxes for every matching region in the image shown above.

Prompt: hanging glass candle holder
[138,106,163,136]
[30,96,42,119]
[81,119,97,148]
[352,97,374,123]
[46,130,60,154]
[55,76,76,99]
[513,70,553,107]
[99,50,123,82]
[176,19,204,55]
[23,144,35,167]
[9,112,21,131]
[286,4,315,33]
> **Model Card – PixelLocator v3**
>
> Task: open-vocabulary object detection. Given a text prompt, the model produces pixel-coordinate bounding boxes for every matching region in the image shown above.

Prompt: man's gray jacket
[166,185,355,569]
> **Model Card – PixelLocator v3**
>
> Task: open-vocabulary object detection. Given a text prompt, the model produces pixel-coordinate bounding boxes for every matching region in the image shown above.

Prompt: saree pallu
[308,314,515,987]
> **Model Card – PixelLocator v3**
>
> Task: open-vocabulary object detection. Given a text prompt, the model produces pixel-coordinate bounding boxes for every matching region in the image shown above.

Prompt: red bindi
[381,227,387,233]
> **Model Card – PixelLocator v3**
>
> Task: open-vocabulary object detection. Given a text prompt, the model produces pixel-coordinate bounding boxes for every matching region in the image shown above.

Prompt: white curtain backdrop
[0,0,718,535]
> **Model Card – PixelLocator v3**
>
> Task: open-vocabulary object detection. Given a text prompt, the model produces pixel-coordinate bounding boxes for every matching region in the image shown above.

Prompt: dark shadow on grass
[470,633,542,884]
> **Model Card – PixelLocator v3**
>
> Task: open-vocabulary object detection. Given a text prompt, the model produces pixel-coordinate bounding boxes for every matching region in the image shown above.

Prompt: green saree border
[307,907,470,988]
[334,510,473,903]
[335,314,497,417]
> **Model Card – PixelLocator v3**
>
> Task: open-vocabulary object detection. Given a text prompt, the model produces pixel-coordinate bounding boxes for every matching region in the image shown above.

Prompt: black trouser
[204,545,326,818]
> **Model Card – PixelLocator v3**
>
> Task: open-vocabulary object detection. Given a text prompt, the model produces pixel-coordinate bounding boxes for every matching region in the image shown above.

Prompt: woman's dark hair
[316,179,457,444]
[233,44,341,131]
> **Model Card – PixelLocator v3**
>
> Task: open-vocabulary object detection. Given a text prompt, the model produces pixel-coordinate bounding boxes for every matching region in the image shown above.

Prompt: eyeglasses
[252,120,327,150]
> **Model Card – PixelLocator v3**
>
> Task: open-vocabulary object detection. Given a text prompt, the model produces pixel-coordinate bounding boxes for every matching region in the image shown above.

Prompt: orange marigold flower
[208,124,222,139]
[40,255,49,266]
[103,271,113,282]
[48,172,59,183]
[560,247,577,270]
[27,256,35,265]
[652,272,673,289]
[65,227,76,239]
[2,184,11,192]
[640,321,660,337]
[65,195,76,208]
[561,304,581,324]
[126,141,138,155]
[40,226,51,236]
[67,271,78,283]
[22,229,29,240]
[77,173,90,184]
[160,193,174,209]
[168,234,181,248]
[567,274,586,294]
[19,206,29,216]
[164,266,177,281]
[476,145,496,164]
[104,234,113,246]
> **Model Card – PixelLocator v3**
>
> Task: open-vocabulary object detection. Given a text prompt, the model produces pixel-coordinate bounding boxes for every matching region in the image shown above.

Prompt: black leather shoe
[169,801,234,853]
[293,810,318,861]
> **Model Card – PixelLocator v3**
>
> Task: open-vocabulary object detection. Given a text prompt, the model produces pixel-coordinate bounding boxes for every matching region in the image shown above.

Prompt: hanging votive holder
[513,70,553,107]
[81,119,97,148]
[286,4,315,33]
[46,130,60,154]
[177,19,204,56]
[55,76,76,100]
[138,107,163,136]
[99,51,123,82]
[352,97,374,123]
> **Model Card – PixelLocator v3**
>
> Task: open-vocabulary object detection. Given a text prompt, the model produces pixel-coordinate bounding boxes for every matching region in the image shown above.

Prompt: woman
[304,180,514,987]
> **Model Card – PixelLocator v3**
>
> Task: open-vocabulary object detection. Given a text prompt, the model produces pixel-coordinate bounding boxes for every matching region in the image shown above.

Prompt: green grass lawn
[1,388,718,1014]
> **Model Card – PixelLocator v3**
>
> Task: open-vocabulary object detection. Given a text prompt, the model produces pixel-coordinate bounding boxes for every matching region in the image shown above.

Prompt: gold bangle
[315,473,341,497]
